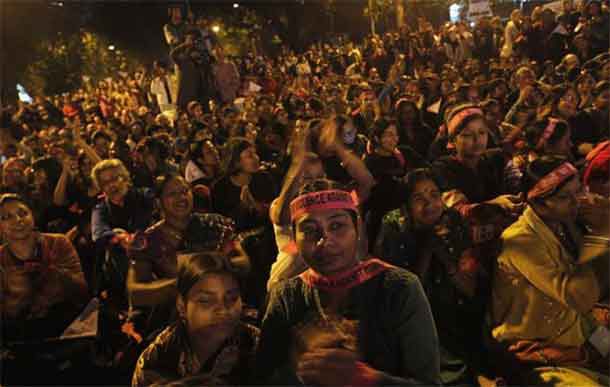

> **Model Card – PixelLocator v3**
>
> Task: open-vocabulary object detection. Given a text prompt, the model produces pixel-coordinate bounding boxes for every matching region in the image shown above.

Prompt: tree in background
[21,29,135,97]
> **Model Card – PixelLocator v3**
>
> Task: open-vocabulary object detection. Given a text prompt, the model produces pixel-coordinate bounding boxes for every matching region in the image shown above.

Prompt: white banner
[543,0,583,14]
[468,0,493,21]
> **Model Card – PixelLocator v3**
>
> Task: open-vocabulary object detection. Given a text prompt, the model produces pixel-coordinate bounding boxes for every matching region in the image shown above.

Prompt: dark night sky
[1,0,459,101]
[1,1,349,99]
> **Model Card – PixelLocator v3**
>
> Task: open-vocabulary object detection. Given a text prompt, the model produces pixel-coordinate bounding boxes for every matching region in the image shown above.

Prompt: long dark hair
[176,252,248,299]
[222,137,255,177]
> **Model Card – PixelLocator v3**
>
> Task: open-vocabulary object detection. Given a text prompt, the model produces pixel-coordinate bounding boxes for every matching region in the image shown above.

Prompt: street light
[233,3,239,8]
[212,25,220,33]
[108,45,115,51]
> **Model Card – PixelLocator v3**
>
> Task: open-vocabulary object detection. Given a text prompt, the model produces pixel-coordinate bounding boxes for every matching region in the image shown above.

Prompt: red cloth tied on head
[290,189,357,222]
[535,118,561,150]
[527,162,578,200]
[63,104,79,118]
[447,107,484,138]
[583,141,610,186]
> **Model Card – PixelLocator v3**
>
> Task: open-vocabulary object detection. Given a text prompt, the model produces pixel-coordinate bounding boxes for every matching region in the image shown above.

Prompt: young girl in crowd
[431,103,525,218]
[132,252,258,386]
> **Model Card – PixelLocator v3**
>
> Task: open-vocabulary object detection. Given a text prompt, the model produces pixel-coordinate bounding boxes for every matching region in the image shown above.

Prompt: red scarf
[299,258,394,292]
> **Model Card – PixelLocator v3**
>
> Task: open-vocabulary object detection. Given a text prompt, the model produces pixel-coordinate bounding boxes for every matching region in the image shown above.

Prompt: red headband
[536,118,560,150]
[583,141,610,186]
[447,108,484,137]
[290,189,357,222]
[527,162,578,200]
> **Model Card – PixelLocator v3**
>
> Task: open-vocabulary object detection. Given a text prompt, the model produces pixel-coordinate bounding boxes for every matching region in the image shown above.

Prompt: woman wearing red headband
[432,103,525,218]
[488,155,609,385]
[256,179,441,385]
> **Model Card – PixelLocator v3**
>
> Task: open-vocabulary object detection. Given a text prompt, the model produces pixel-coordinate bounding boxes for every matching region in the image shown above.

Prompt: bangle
[349,361,380,387]
[584,235,610,247]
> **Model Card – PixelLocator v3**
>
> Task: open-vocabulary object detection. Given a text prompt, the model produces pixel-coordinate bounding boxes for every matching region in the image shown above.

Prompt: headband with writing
[290,189,357,222]
[527,162,578,200]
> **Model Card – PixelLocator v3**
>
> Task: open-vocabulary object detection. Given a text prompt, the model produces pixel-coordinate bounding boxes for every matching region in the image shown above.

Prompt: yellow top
[491,206,605,347]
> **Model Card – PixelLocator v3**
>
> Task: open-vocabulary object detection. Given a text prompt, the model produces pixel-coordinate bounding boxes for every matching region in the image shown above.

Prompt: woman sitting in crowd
[0,193,88,341]
[0,193,89,384]
[375,169,501,385]
[431,103,525,218]
[548,84,598,159]
[184,139,221,186]
[127,173,238,336]
[256,178,441,385]
[211,137,261,230]
[489,155,609,385]
[132,252,258,386]
[3,5,610,385]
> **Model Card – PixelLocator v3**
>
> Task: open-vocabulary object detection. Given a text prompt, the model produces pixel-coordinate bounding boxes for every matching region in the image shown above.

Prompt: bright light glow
[449,3,462,22]
[212,25,220,33]
[108,45,115,51]
[233,3,239,8]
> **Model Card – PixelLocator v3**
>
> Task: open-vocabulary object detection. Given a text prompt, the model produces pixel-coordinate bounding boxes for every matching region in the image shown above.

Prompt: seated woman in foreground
[255,178,441,385]
[132,252,258,386]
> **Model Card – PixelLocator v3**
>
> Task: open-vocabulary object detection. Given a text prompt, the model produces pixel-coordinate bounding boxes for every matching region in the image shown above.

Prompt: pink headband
[527,162,578,200]
[447,108,484,137]
[536,118,560,150]
[290,189,357,222]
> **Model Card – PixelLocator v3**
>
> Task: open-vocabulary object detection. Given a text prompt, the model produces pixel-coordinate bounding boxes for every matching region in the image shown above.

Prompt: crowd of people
[1,0,609,385]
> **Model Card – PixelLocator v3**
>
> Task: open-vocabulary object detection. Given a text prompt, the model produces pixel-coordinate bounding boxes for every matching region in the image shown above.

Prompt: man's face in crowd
[492,83,508,101]
[294,209,359,276]
[578,75,595,96]
[2,162,27,188]
[33,169,48,192]
[193,104,204,120]
[257,99,273,116]
[238,146,260,174]
[222,112,239,129]
[484,105,502,129]
[94,137,110,158]
[467,87,481,104]
[0,200,35,241]
[98,166,129,205]
[201,141,220,167]
[558,89,579,118]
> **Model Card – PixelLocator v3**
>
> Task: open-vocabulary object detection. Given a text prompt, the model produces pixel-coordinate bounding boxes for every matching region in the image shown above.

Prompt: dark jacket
[132,321,259,386]
[255,265,442,385]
